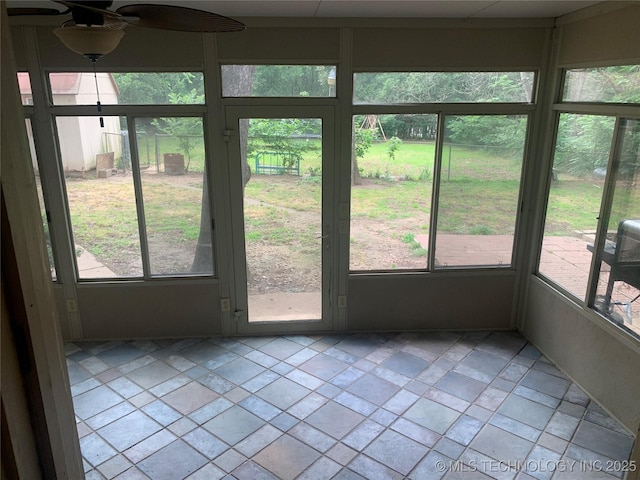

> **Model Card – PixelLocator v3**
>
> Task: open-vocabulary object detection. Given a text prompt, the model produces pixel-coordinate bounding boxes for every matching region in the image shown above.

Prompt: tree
[352,71,534,165]
[554,66,640,177]
[352,126,375,185]
[191,65,255,273]
[554,115,616,177]
[564,65,640,103]
[248,118,319,172]
[354,71,534,104]
[112,72,204,135]
[379,114,437,141]
[384,136,402,178]
[446,115,527,156]
[386,136,402,161]
[251,65,334,97]
[112,72,204,105]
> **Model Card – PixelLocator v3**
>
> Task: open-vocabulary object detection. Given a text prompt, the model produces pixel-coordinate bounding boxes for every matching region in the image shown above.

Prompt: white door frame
[224,105,337,334]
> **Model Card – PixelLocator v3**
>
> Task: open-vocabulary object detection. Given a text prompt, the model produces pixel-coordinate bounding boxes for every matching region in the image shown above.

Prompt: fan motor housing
[71,1,113,26]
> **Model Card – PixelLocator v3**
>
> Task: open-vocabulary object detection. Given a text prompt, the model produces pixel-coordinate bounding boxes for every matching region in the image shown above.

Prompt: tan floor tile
[163,382,219,415]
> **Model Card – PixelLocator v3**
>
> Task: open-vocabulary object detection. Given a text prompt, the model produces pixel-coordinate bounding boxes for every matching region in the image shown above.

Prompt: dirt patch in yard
[245,216,425,294]
[72,172,424,288]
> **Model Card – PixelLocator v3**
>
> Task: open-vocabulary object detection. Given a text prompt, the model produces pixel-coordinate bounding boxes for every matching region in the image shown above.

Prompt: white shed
[19,72,121,173]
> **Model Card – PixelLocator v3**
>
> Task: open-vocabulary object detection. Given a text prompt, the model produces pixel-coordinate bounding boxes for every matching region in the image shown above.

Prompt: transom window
[563,66,640,103]
[48,72,205,106]
[353,71,536,104]
[221,65,337,97]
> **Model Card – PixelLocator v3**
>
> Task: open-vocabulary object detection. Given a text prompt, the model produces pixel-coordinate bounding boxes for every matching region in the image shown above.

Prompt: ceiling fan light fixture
[54,25,125,60]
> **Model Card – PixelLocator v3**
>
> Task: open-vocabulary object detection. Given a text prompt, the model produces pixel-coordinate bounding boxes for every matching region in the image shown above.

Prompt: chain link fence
[101,131,204,173]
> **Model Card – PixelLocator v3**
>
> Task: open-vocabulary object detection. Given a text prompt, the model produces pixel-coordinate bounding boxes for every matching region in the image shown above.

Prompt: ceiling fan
[8,1,246,60]
[9,1,246,128]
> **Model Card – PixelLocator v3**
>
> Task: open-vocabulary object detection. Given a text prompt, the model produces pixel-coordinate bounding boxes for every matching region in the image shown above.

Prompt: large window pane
[350,114,437,271]
[57,116,143,278]
[593,118,640,338]
[434,115,527,268]
[50,72,204,106]
[563,66,640,104]
[136,117,213,276]
[539,114,616,298]
[353,72,535,104]
[221,65,337,97]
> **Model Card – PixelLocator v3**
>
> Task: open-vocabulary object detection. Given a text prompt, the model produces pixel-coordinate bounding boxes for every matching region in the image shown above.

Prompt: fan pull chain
[92,59,104,128]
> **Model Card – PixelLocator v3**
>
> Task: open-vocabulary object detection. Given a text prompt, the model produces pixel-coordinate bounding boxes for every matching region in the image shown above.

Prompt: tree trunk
[191,65,255,273]
[351,141,362,185]
[519,71,534,102]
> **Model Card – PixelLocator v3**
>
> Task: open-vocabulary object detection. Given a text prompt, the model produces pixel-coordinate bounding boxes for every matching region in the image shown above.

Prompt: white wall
[557,4,640,67]
[76,281,222,339]
[523,279,640,433]
[352,26,548,68]
[349,272,516,331]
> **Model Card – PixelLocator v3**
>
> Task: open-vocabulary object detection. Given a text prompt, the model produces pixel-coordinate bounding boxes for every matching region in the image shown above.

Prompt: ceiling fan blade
[116,4,246,33]
[7,7,66,16]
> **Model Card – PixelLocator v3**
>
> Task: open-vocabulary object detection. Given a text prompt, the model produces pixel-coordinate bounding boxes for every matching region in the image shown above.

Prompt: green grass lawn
[134,135,522,184]
[350,180,432,221]
[66,178,141,262]
[66,174,205,270]
[65,139,634,273]
[358,142,432,180]
[545,180,613,234]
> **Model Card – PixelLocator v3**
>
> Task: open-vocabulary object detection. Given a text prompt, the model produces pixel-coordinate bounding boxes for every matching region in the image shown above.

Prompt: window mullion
[586,116,625,308]
[429,113,446,272]
[127,116,152,279]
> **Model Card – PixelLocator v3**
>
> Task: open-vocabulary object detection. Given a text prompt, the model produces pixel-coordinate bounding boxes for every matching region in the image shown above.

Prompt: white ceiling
[7,0,605,19]
[173,1,603,18]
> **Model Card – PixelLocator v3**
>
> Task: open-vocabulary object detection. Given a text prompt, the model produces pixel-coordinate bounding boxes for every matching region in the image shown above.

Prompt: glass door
[225,106,334,333]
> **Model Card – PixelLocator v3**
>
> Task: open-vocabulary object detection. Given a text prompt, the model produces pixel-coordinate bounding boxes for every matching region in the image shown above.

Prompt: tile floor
[66,331,636,480]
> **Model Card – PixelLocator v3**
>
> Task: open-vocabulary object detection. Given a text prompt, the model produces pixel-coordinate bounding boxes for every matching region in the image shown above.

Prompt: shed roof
[17,72,119,96]
[18,72,81,95]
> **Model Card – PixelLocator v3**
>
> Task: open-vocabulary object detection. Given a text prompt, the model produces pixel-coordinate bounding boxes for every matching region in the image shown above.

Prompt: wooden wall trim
[1,279,43,479]
[0,4,83,478]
